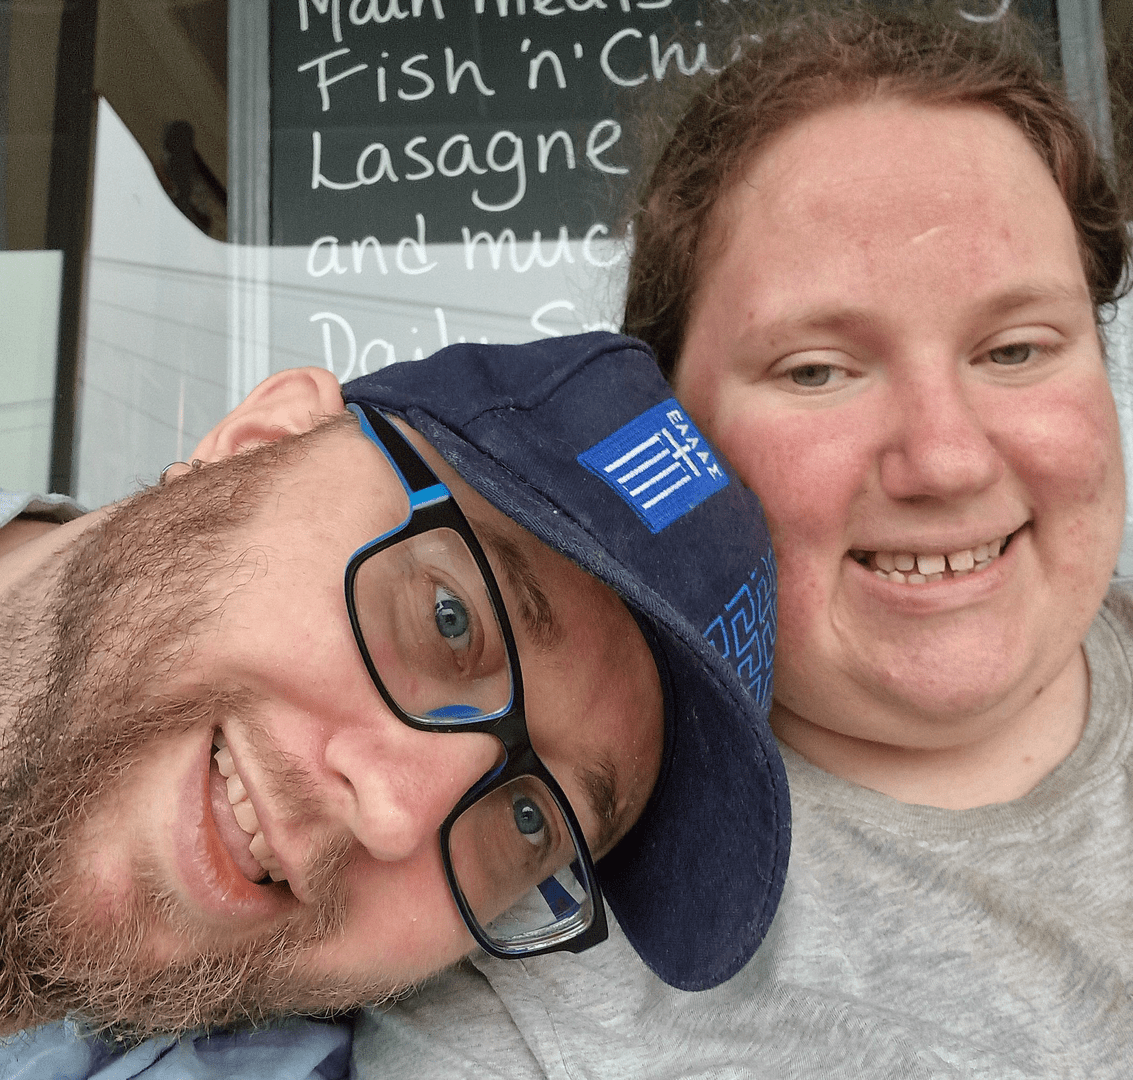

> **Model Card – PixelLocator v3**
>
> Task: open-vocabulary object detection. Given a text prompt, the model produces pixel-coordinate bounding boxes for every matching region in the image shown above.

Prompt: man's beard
[0,419,403,1038]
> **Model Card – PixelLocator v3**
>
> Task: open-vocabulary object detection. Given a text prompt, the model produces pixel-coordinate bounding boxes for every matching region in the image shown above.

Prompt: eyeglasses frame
[343,401,608,959]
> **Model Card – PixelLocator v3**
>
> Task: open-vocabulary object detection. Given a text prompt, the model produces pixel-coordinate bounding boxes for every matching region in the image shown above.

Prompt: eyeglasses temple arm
[348,402,448,505]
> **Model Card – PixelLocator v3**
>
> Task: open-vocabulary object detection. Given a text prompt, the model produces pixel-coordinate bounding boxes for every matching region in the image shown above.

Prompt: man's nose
[323,716,501,863]
[878,365,1003,501]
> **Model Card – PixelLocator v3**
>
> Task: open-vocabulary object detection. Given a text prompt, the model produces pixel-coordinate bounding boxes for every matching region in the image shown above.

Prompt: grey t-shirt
[355,584,1133,1078]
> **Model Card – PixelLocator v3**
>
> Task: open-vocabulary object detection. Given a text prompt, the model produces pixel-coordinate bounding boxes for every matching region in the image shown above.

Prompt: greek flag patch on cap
[578,399,729,533]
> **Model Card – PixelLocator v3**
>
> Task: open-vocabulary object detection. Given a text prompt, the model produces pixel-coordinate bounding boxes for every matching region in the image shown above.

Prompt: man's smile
[211,730,288,886]
[174,729,295,926]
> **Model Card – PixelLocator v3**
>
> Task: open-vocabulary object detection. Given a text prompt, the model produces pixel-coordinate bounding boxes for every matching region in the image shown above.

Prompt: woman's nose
[323,717,501,863]
[878,368,1003,501]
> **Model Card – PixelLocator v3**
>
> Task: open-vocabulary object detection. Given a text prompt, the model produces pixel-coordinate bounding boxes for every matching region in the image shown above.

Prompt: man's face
[1,414,662,1034]
[676,99,1124,760]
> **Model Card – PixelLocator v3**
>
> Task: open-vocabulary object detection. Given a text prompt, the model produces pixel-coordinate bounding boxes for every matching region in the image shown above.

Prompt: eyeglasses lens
[449,775,596,952]
[353,528,514,722]
[353,528,597,951]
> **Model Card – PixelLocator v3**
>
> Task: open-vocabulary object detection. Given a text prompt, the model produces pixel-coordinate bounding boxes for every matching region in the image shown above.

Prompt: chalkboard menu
[270,0,726,247]
[267,0,1058,376]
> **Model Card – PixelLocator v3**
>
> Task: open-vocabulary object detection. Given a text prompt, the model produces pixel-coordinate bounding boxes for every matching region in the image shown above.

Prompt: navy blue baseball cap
[342,331,789,991]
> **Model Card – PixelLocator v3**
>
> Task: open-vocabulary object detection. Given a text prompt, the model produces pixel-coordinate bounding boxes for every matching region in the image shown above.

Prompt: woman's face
[675,99,1125,758]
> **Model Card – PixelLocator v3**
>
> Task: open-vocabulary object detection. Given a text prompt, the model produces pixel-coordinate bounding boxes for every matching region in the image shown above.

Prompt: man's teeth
[865,536,1006,585]
[213,733,287,883]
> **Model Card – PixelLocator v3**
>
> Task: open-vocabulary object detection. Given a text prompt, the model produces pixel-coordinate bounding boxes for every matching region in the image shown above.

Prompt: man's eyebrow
[577,756,622,858]
[471,521,564,652]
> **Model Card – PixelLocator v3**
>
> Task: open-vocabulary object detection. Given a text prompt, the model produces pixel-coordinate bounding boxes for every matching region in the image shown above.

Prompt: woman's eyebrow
[473,522,564,652]
[974,281,1088,319]
[756,283,1087,340]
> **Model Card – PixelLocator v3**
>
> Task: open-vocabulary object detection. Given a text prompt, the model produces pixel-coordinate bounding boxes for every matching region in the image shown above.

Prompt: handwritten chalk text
[309,119,624,211]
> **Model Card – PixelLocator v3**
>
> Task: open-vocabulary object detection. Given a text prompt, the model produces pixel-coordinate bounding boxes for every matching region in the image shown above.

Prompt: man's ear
[190,367,345,463]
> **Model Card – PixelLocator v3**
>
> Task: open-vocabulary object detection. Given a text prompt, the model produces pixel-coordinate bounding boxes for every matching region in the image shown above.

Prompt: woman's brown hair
[623,3,1131,377]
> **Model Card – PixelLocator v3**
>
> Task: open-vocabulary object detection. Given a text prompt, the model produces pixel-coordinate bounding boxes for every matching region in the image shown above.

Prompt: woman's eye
[986,342,1035,366]
[434,586,471,651]
[511,794,546,847]
[788,363,836,388]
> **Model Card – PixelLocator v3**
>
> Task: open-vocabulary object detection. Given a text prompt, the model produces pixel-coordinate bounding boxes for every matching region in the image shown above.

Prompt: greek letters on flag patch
[577,399,729,532]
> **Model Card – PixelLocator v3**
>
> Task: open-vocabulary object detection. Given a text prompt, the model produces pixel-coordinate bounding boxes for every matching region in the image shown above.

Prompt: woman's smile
[675,98,1124,789]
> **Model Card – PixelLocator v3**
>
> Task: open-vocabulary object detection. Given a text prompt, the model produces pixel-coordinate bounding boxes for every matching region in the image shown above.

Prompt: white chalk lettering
[351,235,389,274]
[601,27,645,86]
[297,48,367,112]
[437,133,487,177]
[305,235,409,279]
[434,306,450,348]
[445,47,495,95]
[350,0,403,24]
[537,130,574,172]
[586,119,626,174]
[363,50,504,102]
[359,337,397,372]
[469,0,677,13]
[473,130,525,212]
[528,46,566,89]
[351,0,446,23]
[311,130,363,190]
[462,225,573,271]
[403,135,435,180]
[463,226,530,270]
[531,299,573,336]
[396,213,436,274]
[310,311,403,378]
[474,0,525,13]
[311,311,357,379]
[582,222,624,266]
[399,54,435,100]
[299,0,343,43]
[356,141,399,183]
[307,235,348,277]
[959,0,1012,22]
[533,227,574,267]
[530,299,619,337]
[601,27,717,86]
[299,0,444,42]
[311,126,615,209]
[651,37,710,79]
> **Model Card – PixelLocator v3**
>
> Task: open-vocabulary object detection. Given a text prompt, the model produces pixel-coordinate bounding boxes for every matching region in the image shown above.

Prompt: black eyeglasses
[343,402,608,959]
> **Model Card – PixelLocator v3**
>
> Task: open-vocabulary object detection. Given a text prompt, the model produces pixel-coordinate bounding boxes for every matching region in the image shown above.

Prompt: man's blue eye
[434,587,470,646]
[512,795,546,845]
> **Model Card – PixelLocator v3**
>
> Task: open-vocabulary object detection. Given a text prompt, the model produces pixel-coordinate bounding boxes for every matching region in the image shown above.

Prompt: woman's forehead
[696,99,1085,312]
[733,100,1053,219]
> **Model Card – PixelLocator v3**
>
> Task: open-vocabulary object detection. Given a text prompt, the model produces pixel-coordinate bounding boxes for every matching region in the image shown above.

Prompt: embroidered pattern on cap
[704,553,777,710]
[577,399,728,533]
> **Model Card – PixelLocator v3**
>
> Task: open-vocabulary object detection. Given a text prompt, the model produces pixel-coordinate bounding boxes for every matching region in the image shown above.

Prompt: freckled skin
[676,100,1125,807]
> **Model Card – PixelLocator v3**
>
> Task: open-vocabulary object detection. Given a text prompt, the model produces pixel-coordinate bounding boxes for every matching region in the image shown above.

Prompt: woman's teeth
[857,536,1006,585]
[213,732,287,883]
